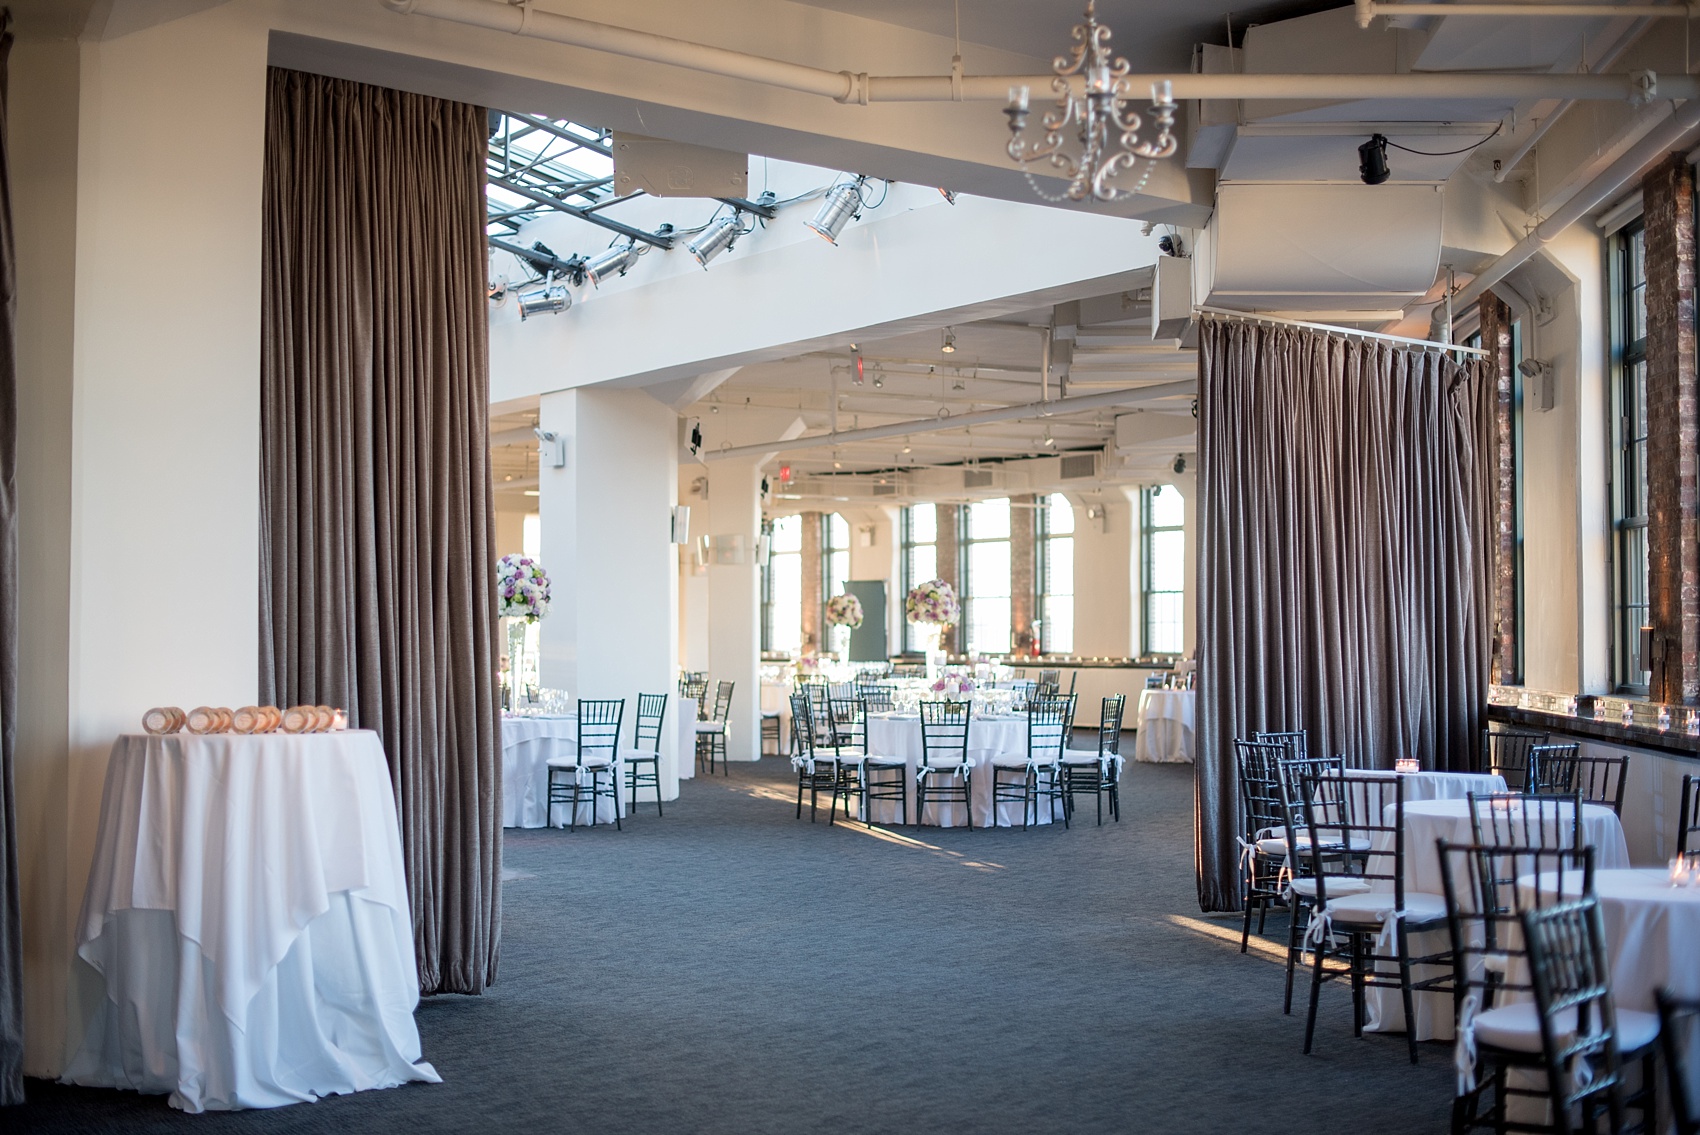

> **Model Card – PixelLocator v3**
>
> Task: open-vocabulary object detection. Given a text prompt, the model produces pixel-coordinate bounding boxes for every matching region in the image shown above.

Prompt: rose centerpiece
[905,578,958,678]
[497,554,551,708]
[825,593,864,629]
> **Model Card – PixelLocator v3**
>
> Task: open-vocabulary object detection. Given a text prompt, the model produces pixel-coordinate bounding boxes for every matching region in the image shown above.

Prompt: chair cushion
[1061,748,1105,765]
[1323,890,1447,926]
[990,754,1035,769]
[1288,875,1373,899]
[618,748,659,761]
[547,755,612,770]
[761,710,781,719]
[695,721,727,734]
[1474,1003,1659,1056]
[920,758,969,771]
[862,754,906,767]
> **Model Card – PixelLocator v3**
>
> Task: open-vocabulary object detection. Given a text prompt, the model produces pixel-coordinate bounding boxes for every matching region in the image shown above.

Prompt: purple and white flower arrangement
[930,675,975,697]
[905,579,959,627]
[825,593,864,629]
[496,554,551,622]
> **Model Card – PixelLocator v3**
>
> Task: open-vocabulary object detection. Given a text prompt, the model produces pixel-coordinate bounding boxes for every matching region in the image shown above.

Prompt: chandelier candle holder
[497,554,552,709]
[1005,1,1179,203]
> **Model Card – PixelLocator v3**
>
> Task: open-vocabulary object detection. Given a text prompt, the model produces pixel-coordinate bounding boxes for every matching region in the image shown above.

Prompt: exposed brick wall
[1480,291,1519,685]
[935,504,961,654]
[1644,151,1699,704]
[800,511,822,651]
[1010,493,1037,655]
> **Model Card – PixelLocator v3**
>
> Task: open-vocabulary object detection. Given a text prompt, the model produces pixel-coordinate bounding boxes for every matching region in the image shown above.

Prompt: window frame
[961,497,1013,656]
[1140,485,1186,656]
[1608,219,1650,694]
[1037,493,1075,655]
[900,505,938,653]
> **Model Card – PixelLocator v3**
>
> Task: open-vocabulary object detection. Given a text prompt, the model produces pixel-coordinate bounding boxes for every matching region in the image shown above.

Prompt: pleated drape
[0,10,26,1106]
[1194,317,1494,913]
[259,68,501,994]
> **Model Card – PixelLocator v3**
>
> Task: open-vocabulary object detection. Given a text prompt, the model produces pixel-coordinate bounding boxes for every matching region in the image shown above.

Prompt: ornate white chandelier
[1004,1,1179,203]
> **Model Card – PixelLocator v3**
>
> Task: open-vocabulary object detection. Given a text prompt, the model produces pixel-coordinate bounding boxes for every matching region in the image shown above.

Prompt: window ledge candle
[1394,758,1420,775]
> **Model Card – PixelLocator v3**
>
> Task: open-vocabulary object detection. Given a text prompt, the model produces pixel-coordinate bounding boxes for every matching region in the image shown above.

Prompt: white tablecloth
[1363,797,1630,1040]
[501,714,624,828]
[1133,689,1194,763]
[863,713,1057,827]
[1518,868,1700,1012]
[1345,768,1508,803]
[62,731,438,1111]
[678,698,698,781]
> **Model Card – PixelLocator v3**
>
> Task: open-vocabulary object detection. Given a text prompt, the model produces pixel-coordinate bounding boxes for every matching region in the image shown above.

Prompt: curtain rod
[1195,306,1489,358]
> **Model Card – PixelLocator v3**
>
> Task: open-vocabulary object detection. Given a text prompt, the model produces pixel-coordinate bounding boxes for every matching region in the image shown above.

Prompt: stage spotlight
[1358,134,1390,185]
[806,177,866,245]
[688,214,741,267]
[517,286,571,320]
[585,242,640,286]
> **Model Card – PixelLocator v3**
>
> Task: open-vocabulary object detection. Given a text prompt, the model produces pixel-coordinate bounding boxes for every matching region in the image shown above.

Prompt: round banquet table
[1362,797,1631,1040]
[501,714,624,828]
[1133,689,1194,763]
[862,712,1058,827]
[62,731,439,1111]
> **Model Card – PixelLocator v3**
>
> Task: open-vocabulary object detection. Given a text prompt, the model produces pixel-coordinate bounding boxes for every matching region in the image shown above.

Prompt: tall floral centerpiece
[824,592,863,658]
[905,578,959,679]
[497,554,551,706]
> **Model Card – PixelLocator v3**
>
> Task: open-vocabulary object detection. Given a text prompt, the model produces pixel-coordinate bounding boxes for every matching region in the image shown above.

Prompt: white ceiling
[787,0,1350,71]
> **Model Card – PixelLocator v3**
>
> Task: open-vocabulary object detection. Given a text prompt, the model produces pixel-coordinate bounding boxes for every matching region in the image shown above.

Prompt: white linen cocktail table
[1361,797,1630,1040]
[62,730,439,1112]
[1133,689,1194,763]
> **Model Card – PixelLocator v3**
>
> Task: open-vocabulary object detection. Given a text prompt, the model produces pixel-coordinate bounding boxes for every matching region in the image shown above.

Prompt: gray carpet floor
[18,756,1454,1133]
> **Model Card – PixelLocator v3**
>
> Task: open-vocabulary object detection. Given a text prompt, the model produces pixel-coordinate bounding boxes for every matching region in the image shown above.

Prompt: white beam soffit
[702,382,1194,462]
[381,0,1694,105]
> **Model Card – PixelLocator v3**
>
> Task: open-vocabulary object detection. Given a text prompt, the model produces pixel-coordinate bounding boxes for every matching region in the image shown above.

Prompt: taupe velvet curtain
[259,68,501,993]
[0,9,24,1107]
[1194,316,1494,912]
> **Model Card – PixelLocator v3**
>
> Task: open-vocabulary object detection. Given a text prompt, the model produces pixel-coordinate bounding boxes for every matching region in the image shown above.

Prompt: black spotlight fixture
[1358,133,1390,185]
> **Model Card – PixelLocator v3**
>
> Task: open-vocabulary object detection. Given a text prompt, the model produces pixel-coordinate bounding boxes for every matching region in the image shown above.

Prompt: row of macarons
[142,704,348,736]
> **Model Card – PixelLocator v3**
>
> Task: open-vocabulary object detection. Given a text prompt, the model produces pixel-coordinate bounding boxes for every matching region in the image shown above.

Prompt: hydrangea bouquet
[825,593,864,629]
[905,579,959,626]
[930,675,976,698]
[497,554,551,622]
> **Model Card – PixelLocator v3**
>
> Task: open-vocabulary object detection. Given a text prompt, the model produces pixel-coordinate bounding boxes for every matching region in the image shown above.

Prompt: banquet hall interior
[6,0,1700,1132]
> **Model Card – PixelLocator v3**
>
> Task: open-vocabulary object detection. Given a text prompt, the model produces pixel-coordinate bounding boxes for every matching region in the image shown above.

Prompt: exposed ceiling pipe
[1357,0,1697,26]
[381,0,1692,104]
[1492,16,1652,183]
[702,382,1193,462]
[1452,96,1700,312]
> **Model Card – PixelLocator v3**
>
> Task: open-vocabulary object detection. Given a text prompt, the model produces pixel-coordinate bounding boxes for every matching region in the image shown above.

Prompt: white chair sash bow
[1454,991,1480,1095]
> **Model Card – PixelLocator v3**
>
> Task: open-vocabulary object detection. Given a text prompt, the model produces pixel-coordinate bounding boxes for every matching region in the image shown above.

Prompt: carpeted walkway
[19,757,1454,1134]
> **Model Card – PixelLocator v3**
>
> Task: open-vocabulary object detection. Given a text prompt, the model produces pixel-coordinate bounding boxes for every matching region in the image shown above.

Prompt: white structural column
[704,460,763,761]
[538,387,682,800]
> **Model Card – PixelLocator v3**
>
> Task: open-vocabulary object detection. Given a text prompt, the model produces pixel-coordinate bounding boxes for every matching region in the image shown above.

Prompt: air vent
[963,469,995,490]
[1059,452,1099,480]
[872,483,898,497]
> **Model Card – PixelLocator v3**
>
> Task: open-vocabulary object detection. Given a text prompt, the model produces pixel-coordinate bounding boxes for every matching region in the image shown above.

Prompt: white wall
[1069,493,1138,658]
[704,461,762,759]
[14,5,268,1075]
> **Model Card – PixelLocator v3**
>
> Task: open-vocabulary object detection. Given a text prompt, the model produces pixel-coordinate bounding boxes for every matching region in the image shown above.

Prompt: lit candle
[1008,86,1029,113]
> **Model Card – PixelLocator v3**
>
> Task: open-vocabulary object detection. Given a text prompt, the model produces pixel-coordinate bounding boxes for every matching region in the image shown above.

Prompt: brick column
[935,504,961,654]
[1480,292,1519,685]
[799,511,822,652]
[1644,151,1700,704]
[1010,493,1038,655]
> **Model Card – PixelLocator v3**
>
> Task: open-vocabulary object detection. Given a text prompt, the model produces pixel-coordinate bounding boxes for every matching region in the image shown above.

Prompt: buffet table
[501,714,623,827]
[62,730,439,1112]
[863,712,1057,828]
[1133,689,1194,763]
